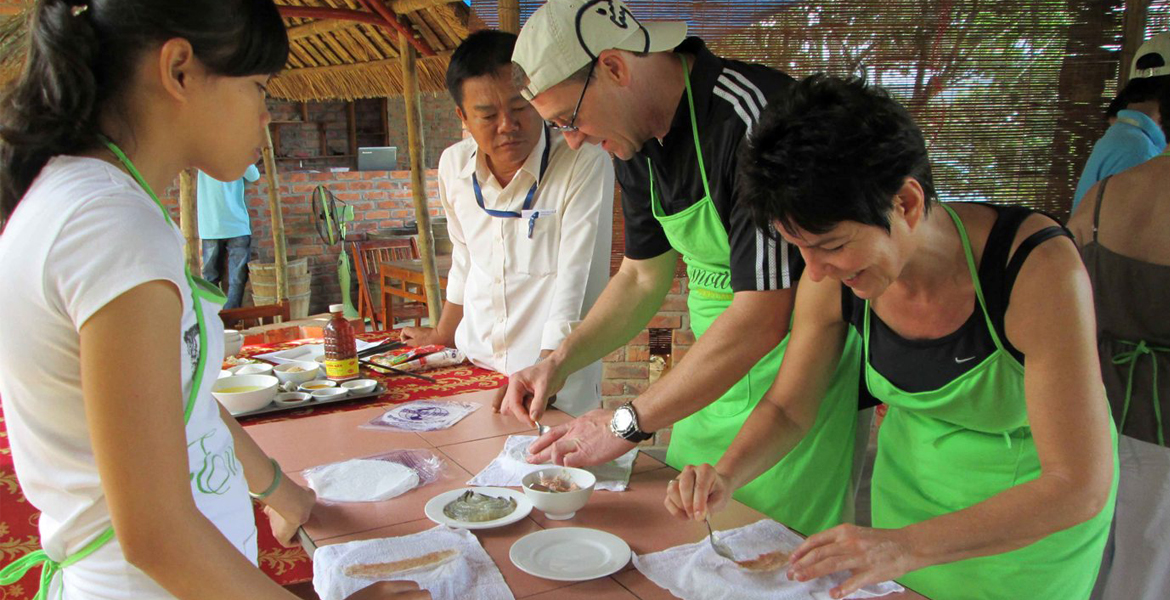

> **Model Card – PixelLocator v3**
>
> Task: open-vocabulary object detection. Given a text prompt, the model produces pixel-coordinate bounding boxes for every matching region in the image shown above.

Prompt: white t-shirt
[0,156,256,598]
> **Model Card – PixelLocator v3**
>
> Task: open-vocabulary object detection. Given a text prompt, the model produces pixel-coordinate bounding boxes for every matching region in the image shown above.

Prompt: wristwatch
[610,402,653,442]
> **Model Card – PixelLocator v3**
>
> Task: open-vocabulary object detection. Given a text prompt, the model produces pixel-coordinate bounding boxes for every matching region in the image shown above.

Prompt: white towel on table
[466,435,637,492]
[312,526,513,600]
[632,519,904,600]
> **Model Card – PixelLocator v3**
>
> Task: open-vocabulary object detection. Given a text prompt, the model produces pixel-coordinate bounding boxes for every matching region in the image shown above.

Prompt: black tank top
[842,203,1071,393]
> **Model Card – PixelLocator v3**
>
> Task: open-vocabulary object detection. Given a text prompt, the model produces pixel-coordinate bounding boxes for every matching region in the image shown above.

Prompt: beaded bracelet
[249,457,283,500]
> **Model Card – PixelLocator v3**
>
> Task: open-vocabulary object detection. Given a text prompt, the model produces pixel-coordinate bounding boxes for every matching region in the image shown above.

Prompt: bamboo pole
[178,169,200,275]
[263,127,289,303]
[1119,0,1152,91]
[400,30,442,325]
[498,0,520,34]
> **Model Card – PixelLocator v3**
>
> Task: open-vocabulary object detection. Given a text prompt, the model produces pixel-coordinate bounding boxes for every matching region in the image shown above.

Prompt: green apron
[0,140,225,599]
[655,56,860,535]
[867,204,1118,599]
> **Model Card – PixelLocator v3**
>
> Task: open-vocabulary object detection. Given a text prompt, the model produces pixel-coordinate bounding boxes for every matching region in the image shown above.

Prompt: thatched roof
[0,0,481,101]
[273,0,481,101]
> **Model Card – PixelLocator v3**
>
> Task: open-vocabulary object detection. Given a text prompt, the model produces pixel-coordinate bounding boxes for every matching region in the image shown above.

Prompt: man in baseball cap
[502,0,865,536]
[1072,32,1170,212]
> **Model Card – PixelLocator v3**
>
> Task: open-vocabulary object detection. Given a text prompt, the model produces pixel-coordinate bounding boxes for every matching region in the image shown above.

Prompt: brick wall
[268,96,463,171]
[158,167,443,316]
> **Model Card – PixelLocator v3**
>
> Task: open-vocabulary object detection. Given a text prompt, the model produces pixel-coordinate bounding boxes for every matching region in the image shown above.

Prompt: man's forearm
[636,289,794,432]
[550,253,675,379]
[433,301,463,346]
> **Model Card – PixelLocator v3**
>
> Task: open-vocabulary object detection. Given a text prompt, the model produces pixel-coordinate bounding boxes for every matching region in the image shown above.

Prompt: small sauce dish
[341,379,378,395]
[311,387,348,401]
[233,363,274,376]
[299,380,338,393]
[273,392,312,408]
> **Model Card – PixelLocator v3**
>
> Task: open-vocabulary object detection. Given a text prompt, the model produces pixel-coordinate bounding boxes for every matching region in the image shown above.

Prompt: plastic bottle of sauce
[324,303,358,381]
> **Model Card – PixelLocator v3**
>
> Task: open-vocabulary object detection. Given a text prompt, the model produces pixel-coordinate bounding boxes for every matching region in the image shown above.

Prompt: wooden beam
[400,30,442,325]
[273,52,448,78]
[262,128,289,301]
[358,0,436,57]
[287,19,357,42]
[278,6,388,28]
[391,0,458,14]
[178,170,200,275]
[498,0,520,34]
[1119,0,1152,91]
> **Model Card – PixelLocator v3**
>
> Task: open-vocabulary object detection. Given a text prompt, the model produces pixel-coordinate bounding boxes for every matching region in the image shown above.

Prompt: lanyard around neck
[472,125,551,219]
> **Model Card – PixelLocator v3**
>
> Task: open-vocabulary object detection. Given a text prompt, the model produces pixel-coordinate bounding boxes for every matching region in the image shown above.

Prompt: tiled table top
[250,389,927,599]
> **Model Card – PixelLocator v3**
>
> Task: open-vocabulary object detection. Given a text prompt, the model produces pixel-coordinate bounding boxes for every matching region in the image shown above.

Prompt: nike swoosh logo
[955,356,976,364]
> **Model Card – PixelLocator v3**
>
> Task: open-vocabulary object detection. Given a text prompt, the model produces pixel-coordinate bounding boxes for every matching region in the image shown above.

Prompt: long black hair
[0,0,289,231]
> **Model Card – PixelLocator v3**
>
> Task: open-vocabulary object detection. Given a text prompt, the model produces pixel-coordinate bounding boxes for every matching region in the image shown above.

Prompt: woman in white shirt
[0,1,424,599]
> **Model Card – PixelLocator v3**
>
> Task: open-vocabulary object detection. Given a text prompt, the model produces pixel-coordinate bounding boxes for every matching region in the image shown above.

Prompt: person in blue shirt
[198,164,261,309]
[1072,33,1170,212]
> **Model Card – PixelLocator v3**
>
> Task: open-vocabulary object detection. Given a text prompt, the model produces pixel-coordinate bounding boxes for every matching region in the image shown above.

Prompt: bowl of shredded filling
[522,467,596,520]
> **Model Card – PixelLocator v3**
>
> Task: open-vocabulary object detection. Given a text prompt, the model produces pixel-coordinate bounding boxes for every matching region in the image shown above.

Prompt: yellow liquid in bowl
[217,386,264,393]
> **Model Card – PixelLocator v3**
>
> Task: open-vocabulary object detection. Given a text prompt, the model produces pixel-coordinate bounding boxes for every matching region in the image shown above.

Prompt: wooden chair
[219,300,291,330]
[350,238,422,330]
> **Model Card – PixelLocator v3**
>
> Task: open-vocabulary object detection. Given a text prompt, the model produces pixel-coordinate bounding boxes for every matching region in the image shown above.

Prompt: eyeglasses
[546,60,596,133]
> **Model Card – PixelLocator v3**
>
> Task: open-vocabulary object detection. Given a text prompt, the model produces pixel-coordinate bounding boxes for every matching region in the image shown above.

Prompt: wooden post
[400,30,442,325]
[263,127,289,302]
[178,169,200,275]
[1119,0,1152,91]
[498,0,520,34]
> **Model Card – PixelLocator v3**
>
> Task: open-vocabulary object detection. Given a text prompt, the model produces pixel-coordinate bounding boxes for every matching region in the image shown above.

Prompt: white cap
[513,0,687,100]
[1131,33,1170,79]
[329,303,345,313]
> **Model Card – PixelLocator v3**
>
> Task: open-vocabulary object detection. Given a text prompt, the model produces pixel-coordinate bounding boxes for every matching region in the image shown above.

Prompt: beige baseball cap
[513,0,687,100]
[1131,32,1170,79]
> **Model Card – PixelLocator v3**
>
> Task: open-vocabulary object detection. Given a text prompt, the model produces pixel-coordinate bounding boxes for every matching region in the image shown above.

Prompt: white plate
[509,527,630,581]
[424,487,532,530]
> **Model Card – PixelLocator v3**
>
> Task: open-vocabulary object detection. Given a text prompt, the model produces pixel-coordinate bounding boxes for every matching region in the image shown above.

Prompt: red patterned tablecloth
[0,333,505,597]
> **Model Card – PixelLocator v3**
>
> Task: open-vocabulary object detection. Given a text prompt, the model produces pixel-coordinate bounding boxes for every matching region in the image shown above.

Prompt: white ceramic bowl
[218,369,233,379]
[273,360,320,385]
[299,380,338,393]
[311,387,348,401]
[341,378,378,395]
[212,374,279,414]
[521,467,596,520]
[223,330,243,358]
[273,391,312,408]
[233,363,274,377]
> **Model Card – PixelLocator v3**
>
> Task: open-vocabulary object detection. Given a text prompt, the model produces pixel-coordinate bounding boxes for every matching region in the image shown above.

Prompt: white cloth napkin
[312,526,513,600]
[466,435,637,492]
[253,340,381,364]
[632,519,904,600]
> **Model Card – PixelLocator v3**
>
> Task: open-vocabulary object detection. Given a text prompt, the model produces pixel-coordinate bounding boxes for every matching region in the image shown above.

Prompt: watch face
[613,406,634,431]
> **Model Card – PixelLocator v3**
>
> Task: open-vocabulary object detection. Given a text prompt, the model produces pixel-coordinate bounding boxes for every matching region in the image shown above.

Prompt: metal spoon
[704,516,735,561]
[535,419,551,436]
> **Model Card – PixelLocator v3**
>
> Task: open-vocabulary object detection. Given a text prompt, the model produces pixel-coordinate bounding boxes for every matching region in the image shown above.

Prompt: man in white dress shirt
[402,30,614,416]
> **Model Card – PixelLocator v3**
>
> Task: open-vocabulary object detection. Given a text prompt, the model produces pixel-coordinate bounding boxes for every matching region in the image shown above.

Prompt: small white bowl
[233,363,274,376]
[341,378,378,395]
[223,330,243,358]
[273,392,312,408]
[521,467,597,520]
[299,380,338,393]
[310,387,348,401]
[273,361,320,385]
[212,374,279,414]
[218,369,233,379]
